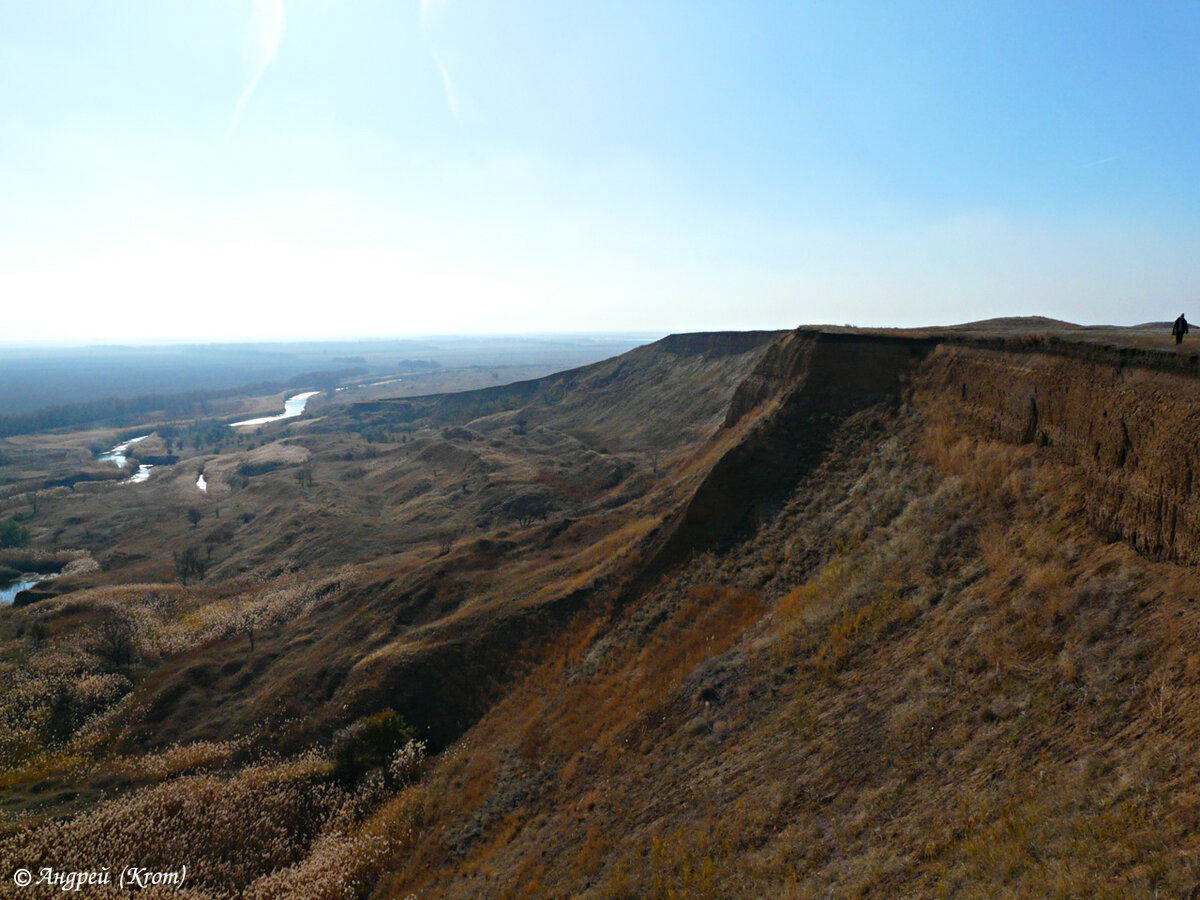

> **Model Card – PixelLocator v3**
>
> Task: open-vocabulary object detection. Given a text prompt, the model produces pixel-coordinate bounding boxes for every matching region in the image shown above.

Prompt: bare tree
[240,609,259,653]
[94,613,138,671]
[173,545,208,585]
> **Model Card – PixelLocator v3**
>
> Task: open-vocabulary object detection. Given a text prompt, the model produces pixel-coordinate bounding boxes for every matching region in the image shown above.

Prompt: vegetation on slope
[3,325,1200,897]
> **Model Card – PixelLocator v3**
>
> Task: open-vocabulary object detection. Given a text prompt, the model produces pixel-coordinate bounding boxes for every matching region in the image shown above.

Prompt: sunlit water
[125,465,153,484]
[0,570,59,605]
[231,391,320,427]
[0,578,40,605]
[98,434,150,468]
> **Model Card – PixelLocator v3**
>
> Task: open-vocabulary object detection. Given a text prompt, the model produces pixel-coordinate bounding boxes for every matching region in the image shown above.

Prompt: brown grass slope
[111,332,781,751]
[360,328,1200,898]
[0,329,782,859]
[8,324,1200,896]
[349,331,783,453]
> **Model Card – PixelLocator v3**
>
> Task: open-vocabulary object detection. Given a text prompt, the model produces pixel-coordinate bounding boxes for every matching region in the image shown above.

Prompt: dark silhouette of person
[1173,313,1189,345]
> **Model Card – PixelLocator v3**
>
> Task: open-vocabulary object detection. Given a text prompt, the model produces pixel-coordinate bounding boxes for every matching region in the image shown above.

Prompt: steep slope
[9,326,1200,898]
[349,330,783,454]
[652,332,931,569]
[359,329,1200,898]
[0,333,782,790]
[918,341,1200,562]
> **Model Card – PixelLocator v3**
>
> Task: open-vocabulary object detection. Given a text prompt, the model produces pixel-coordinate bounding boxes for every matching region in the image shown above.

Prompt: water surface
[0,578,40,605]
[0,569,60,605]
[99,434,150,468]
[231,391,319,427]
[125,465,153,484]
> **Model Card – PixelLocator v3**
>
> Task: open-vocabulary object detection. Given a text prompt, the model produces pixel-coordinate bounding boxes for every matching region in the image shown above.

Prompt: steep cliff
[366,327,1200,898]
[715,327,1200,569]
[652,331,933,569]
[914,341,1200,564]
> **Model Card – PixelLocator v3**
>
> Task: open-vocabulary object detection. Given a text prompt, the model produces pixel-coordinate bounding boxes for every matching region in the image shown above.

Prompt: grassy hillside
[3,323,1200,897]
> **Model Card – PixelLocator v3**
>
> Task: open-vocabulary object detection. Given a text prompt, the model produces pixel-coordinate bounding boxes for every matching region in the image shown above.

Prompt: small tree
[187,507,203,529]
[239,608,259,653]
[173,545,208,584]
[47,685,76,743]
[94,612,138,671]
[504,494,550,528]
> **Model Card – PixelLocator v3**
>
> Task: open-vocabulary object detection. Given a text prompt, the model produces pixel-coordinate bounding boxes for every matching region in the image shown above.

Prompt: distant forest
[0,344,376,416]
[0,336,651,437]
[0,369,360,437]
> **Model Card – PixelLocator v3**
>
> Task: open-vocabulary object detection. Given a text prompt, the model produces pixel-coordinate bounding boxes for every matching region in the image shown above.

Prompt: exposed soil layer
[916,342,1200,563]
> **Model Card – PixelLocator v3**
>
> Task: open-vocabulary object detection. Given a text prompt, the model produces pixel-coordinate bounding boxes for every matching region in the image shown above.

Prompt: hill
[3,324,1200,896]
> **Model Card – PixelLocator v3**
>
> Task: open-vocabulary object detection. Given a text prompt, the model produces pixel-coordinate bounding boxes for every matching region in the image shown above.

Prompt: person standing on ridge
[1173,313,1189,345]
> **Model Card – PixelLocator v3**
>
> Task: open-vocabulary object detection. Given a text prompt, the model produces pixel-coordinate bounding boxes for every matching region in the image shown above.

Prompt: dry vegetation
[360,397,1200,898]
[3,325,1200,897]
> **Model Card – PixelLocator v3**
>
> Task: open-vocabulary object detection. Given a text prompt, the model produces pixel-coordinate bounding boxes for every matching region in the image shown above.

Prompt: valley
[2,321,1200,897]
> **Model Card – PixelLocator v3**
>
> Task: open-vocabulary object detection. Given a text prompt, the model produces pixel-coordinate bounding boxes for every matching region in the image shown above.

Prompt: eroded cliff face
[708,329,1200,569]
[650,331,931,569]
[723,329,817,427]
[913,343,1200,564]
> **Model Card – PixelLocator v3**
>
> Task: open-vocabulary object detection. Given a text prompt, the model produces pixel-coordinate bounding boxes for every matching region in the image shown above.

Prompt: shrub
[389,739,427,786]
[332,710,414,786]
[45,673,131,742]
[0,518,29,548]
[29,620,49,646]
[206,523,236,545]
[503,494,550,527]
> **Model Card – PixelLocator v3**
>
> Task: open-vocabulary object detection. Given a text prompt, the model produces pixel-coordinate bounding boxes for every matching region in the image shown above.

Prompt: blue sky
[3,1,1199,341]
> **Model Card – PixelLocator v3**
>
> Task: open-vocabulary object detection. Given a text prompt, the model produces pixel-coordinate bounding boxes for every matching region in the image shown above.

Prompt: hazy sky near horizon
[3,1,1200,342]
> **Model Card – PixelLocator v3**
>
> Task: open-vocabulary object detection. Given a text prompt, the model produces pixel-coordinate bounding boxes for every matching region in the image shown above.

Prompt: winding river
[0,578,40,606]
[231,391,320,427]
[99,434,150,468]
[91,391,318,493]
[125,465,153,484]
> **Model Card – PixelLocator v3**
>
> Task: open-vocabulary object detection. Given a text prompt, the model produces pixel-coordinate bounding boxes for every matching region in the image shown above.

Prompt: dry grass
[9,330,1200,896]
[352,397,1200,898]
